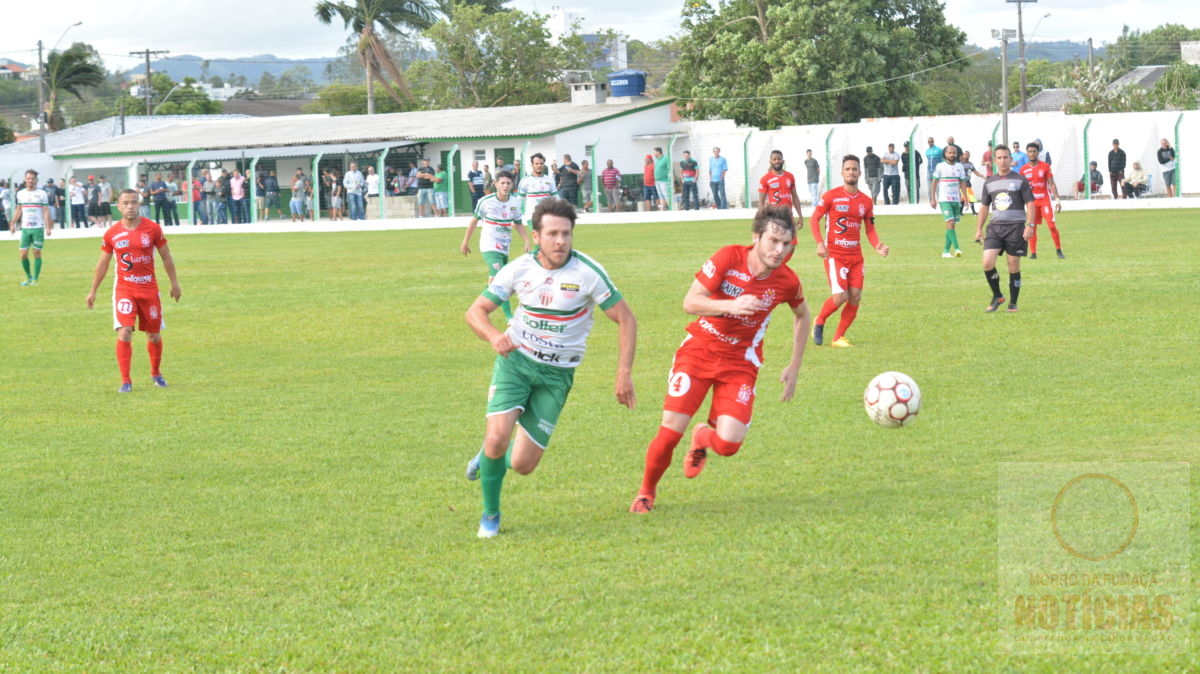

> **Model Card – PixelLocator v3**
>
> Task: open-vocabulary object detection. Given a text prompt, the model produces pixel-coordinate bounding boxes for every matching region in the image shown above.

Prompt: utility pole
[37,40,46,152]
[1017,1,1027,112]
[129,48,170,115]
[1088,37,1094,71]
[994,28,1017,148]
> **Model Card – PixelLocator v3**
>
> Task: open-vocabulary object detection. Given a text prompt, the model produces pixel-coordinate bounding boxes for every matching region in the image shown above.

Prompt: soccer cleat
[954,249,963,257]
[118,382,133,394]
[941,252,953,258]
[152,375,168,388]
[1030,252,1037,259]
[985,297,1006,313]
[1056,249,1065,259]
[629,494,655,513]
[812,323,824,346]
[465,450,482,481]
[831,336,854,348]
[683,424,709,479]
[20,279,32,286]
[1007,303,1019,313]
[477,513,500,538]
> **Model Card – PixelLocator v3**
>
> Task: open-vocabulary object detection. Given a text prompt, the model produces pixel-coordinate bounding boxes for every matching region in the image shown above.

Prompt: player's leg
[949,204,962,255]
[832,275,864,346]
[814,258,847,345]
[982,245,1005,312]
[1006,247,1023,312]
[482,252,512,319]
[477,409,520,537]
[1043,203,1063,257]
[633,351,712,511]
[688,372,758,469]
[18,235,32,284]
[507,365,572,476]
[1028,204,1044,257]
[115,326,135,392]
[939,203,955,256]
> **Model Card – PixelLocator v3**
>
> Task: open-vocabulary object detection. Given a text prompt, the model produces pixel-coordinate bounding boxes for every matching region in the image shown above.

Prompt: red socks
[116,340,132,383]
[1047,222,1062,249]
[640,426,684,495]
[695,425,742,457]
[816,297,839,326]
[147,340,163,376]
[834,303,859,340]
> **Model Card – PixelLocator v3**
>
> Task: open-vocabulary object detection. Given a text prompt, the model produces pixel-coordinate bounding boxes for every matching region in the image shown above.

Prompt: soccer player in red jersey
[808,155,889,348]
[758,150,804,220]
[86,189,182,393]
[1019,142,1064,259]
[629,205,811,513]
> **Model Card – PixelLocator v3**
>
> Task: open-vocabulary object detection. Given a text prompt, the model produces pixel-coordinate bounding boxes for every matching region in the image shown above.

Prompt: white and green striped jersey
[16,188,48,228]
[482,249,623,369]
[932,162,966,203]
[473,193,524,256]
[517,174,557,221]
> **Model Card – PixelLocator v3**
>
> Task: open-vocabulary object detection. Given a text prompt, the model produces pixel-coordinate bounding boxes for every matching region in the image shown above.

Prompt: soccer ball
[863,371,921,428]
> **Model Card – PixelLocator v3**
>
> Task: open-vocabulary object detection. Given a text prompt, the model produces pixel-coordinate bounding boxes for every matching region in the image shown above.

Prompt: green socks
[948,229,960,251]
[480,454,507,516]
[943,230,952,254]
[21,258,31,279]
[33,257,42,279]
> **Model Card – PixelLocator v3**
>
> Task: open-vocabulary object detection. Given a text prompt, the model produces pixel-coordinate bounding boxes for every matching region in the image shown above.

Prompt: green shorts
[19,228,45,250]
[482,251,508,277]
[939,201,963,223]
[487,351,575,449]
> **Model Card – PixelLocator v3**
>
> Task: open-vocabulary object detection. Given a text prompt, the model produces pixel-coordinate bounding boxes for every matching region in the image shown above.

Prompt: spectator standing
[553,154,580,206]
[139,176,152,219]
[254,171,266,221]
[1010,141,1028,169]
[415,159,436,217]
[69,178,87,228]
[652,147,670,210]
[43,178,60,225]
[579,160,593,211]
[642,154,656,211]
[925,137,943,187]
[881,143,900,205]
[1035,138,1052,166]
[218,170,233,223]
[150,173,170,224]
[482,165,494,195]
[203,171,219,224]
[230,169,247,224]
[344,163,365,220]
[290,171,306,221]
[264,170,280,220]
[901,142,922,202]
[709,147,728,209]
[804,150,820,203]
[0,180,9,232]
[329,172,344,220]
[193,171,208,224]
[406,161,419,195]
[862,146,882,204]
[1108,139,1127,199]
[97,175,113,227]
[85,175,103,227]
[467,161,485,207]
[982,140,994,177]
[164,173,181,227]
[601,159,622,212]
[365,165,380,217]
[679,150,699,210]
[1158,138,1177,197]
[433,164,450,217]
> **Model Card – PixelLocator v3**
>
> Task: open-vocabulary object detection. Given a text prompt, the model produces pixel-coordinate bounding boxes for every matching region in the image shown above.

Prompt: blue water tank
[608,70,647,97]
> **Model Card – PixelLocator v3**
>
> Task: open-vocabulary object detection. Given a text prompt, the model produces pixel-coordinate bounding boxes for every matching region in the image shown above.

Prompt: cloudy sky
[0,1,1197,72]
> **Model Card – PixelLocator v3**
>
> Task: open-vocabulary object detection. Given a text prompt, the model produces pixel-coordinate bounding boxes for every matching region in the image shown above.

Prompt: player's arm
[682,279,760,317]
[10,203,21,233]
[158,243,182,302]
[974,203,989,243]
[779,298,810,402]
[808,202,828,257]
[1023,202,1037,241]
[865,216,888,256]
[513,222,531,253]
[461,216,479,255]
[85,250,114,309]
[602,298,637,409]
[465,294,516,356]
[1048,176,1062,213]
[42,202,52,234]
[789,186,804,222]
[929,174,938,208]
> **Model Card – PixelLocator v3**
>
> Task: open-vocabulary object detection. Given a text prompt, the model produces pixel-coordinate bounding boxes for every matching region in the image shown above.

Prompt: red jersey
[759,170,796,206]
[102,218,167,297]
[687,245,804,367]
[809,186,879,260]
[1019,161,1054,202]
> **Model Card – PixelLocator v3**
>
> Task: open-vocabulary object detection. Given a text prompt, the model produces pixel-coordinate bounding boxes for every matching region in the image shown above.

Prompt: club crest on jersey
[701,259,716,278]
[736,384,754,404]
[149,306,159,319]
[858,204,865,216]
[559,282,579,299]
[141,234,151,247]
[760,288,777,307]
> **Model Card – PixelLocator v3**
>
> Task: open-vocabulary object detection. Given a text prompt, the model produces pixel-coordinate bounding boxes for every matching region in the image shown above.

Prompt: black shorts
[985,223,1027,257]
[88,203,105,216]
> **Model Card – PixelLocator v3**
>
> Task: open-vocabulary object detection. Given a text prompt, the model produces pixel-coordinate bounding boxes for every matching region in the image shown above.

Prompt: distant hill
[125,54,337,85]
[970,40,1107,63]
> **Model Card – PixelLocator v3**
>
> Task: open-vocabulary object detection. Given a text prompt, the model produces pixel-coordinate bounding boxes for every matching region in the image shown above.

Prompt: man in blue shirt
[709,147,728,209]
[925,137,943,191]
[1010,141,1028,169]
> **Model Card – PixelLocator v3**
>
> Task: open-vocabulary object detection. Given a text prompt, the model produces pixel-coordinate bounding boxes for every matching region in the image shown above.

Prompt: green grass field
[1,209,1197,671]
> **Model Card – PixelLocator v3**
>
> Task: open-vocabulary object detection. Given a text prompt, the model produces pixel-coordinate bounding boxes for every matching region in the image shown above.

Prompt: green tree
[307,82,407,115]
[258,71,278,96]
[1106,24,1200,71]
[0,117,14,145]
[44,42,106,131]
[1151,61,1200,109]
[407,3,599,109]
[627,37,683,92]
[666,0,965,128]
[314,0,440,113]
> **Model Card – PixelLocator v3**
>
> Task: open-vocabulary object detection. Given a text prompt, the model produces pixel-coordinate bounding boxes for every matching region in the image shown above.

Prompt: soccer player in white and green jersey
[12,169,52,286]
[460,170,529,319]
[930,145,968,257]
[517,152,557,218]
[464,197,638,538]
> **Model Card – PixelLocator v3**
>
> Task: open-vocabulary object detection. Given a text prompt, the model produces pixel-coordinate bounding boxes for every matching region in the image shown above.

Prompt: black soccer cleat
[986,297,1006,313]
[1030,252,1038,260]
[812,323,824,346]
[1056,249,1065,259]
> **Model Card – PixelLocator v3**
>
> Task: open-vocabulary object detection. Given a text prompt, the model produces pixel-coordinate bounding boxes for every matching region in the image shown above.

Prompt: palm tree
[314,0,439,114]
[44,43,105,131]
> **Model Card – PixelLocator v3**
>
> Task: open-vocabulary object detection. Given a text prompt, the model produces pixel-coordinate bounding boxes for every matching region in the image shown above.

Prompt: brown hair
[531,197,577,231]
[752,204,795,237]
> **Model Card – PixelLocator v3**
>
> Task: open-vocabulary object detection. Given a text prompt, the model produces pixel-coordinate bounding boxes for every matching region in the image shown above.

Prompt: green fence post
[1174,113,1183,196]
[667,133,680,211]
[248,156,260,222]
[1082,119,1092,200]
[377,148,390,219]
[824,127,834,192]
[907,125,918,204]
[742,131,753,208]
[311,153,323,221]
[590,139,599,214]
[447,144,458,217]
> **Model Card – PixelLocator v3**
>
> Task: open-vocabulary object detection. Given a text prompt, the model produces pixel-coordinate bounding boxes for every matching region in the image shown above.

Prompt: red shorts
[1032,200,1056,227]
[662,336,759,426]
[824,256,864,294]
[112,290,164,332]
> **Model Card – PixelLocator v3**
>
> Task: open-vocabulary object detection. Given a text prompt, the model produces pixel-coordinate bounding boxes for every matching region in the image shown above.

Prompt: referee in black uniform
[974,145,1036,313]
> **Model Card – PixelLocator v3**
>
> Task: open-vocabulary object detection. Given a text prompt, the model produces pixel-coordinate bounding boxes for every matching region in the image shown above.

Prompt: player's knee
[510,458,538,475]
[147,333,162,344]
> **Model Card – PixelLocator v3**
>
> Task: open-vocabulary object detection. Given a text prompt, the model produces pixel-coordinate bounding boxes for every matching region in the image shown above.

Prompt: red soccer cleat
[629,494,655,513]
[684,424,710,479]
